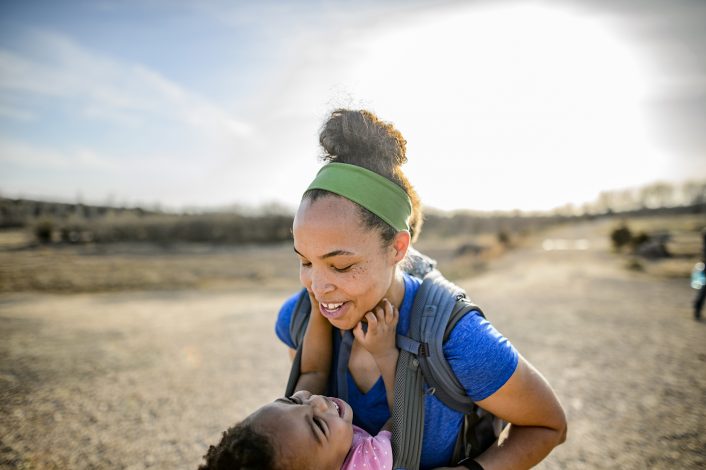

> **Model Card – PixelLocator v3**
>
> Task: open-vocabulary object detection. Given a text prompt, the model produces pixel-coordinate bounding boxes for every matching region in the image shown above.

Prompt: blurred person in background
[692,228,706,320]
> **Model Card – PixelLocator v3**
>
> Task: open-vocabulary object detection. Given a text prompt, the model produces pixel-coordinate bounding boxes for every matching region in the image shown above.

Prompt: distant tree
[639,181,675,208]
[682,180,706,206]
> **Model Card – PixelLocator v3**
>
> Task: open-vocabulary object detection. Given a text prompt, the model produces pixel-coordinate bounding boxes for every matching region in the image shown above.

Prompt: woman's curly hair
[306,108,424,244]
[198,420,279,470]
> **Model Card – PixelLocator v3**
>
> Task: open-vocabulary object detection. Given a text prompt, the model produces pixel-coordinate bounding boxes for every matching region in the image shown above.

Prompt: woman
[275,109,567,469]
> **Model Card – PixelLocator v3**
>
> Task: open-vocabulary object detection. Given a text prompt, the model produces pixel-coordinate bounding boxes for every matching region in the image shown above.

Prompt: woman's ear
[390,230,411,264]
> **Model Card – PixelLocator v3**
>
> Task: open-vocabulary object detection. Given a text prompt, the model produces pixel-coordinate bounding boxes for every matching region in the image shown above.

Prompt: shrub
[34,219,54,243]
[610,224,632,250]
[629,231,650,249]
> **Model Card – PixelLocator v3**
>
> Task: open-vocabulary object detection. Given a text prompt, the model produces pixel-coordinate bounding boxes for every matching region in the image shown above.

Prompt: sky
[1,0,705,212]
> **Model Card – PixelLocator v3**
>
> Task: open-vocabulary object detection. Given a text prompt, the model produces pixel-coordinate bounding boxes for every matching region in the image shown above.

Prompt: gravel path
[1,219,704,469]
[459,219,705,469]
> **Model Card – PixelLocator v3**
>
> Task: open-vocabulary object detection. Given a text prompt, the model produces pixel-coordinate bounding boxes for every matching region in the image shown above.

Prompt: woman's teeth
[320,302,346,319]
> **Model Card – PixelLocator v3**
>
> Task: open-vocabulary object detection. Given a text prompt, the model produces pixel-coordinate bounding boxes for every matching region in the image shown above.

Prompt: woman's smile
[319,300,349,320]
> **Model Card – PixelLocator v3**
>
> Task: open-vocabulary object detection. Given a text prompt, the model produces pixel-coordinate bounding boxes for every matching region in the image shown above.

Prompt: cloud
[0,30,253,137]
[0,138,119,170]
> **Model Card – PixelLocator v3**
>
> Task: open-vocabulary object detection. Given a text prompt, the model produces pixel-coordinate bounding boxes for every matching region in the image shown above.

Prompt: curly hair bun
[319,109,407,176]
[315,108,423,242]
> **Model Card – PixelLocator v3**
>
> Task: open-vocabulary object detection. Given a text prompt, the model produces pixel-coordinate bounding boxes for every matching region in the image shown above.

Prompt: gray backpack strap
[391,275,430,470]
[392,271,488,469]
[284,289,310,397]
[392,270,466,469]
[416,272,478,413]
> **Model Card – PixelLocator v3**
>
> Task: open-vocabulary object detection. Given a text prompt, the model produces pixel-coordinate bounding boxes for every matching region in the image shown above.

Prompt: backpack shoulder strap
[416,273,478,413]
[419,296,482,413]
[392,270,480,469]
[395,271,479,413]
[392,270,483,470]
[284,289,310,397]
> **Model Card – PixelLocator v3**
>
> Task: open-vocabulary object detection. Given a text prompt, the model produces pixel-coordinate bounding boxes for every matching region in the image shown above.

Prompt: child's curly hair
[198,419,279,470]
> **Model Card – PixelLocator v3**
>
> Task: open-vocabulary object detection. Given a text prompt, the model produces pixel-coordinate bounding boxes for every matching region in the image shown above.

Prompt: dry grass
[0,231,301,294]
[0,213,701,295]
[0,229,515,294]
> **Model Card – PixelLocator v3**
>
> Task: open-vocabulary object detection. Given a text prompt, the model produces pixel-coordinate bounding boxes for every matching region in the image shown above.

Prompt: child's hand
[307,290,332,328]
[307,290,319,313]
[352,298,399,359]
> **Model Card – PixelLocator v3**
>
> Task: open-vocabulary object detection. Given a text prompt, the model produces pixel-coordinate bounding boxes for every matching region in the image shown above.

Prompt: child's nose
[308,395,329,413]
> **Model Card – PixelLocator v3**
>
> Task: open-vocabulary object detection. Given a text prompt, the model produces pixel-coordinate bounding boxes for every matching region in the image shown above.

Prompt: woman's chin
[329,315,360,331]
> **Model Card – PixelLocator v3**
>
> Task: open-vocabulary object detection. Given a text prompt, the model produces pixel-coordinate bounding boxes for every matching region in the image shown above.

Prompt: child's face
[251,390,354,469]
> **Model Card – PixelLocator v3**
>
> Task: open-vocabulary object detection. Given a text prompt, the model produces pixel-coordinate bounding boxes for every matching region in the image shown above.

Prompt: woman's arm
[295,293,332,395]
[441,355,567,470]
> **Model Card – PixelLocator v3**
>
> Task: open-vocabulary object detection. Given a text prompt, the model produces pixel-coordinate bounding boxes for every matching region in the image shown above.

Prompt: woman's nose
[310,270,334,297]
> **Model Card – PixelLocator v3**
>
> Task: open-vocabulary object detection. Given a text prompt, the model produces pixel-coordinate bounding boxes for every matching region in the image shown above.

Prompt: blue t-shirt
[275,273,518,469]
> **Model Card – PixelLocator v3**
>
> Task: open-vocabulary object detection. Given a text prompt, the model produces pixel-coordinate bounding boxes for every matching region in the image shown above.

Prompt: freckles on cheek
[348,264,367,281]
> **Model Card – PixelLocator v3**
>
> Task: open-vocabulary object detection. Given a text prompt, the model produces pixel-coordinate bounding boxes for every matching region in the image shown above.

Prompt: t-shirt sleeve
[444,311,519,402]
[342,430,393,470]
[274,291,301,349]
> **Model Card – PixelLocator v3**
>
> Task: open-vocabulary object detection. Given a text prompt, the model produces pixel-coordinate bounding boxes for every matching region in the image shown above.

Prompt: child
[199,298,399,470]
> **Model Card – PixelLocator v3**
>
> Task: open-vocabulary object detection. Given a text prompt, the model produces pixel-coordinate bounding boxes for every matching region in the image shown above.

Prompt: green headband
[305,163,412,232]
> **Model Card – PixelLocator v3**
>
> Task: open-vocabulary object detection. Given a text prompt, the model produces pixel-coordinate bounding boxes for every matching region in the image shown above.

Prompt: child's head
[199,390,354,470]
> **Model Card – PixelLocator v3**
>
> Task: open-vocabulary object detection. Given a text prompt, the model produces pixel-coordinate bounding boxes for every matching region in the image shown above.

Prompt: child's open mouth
[328,397,346,418]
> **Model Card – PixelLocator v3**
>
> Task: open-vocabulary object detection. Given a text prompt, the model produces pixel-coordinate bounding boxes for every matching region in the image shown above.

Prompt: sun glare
[344,3,660,211]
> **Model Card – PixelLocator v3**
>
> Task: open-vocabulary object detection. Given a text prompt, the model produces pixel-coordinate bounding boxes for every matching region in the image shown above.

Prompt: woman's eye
[334,265,353,273]
[300,261,311,268]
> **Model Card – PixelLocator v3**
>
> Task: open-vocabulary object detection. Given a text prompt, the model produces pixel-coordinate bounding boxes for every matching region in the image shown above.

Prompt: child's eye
[287,396,302,404]
[313,416,327,435]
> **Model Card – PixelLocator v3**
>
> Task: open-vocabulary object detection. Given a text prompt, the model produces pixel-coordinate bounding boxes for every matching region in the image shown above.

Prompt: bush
[34,219,54,243]
[629,231,650,249]
[611,224,632,250]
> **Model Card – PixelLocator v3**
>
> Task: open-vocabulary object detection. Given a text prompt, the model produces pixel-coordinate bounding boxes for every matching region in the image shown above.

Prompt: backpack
[284,249,504,469]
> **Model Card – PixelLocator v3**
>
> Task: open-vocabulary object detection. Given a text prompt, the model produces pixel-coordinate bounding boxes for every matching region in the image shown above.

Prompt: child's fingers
[352,321,365,342]
[373,305,386,324]
[382,299,394,324]
[307,290,319,310]
[366,311,379,331]
[386,300,398,324]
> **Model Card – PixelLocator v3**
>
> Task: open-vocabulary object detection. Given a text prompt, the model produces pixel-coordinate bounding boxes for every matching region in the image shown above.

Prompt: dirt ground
[1,218,704,469]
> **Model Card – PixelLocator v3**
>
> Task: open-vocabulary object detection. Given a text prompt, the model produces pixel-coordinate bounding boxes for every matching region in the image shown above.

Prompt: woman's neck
[384,268,406,311]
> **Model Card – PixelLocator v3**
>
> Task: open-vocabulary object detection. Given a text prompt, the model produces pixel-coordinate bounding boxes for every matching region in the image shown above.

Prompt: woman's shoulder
[443,310,519,401]
[274,290,305,348]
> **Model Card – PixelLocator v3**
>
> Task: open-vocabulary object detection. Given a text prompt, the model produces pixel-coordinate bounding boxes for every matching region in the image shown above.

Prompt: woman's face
[293,195,402,330]
[251,390,354,469]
